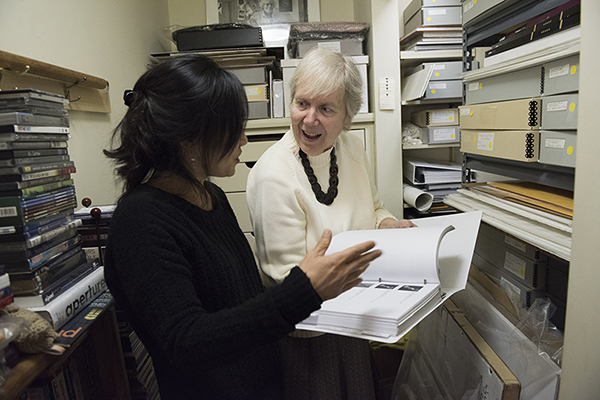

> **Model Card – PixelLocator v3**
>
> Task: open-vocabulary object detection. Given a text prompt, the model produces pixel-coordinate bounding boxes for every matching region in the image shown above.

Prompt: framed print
[206,0,320,25]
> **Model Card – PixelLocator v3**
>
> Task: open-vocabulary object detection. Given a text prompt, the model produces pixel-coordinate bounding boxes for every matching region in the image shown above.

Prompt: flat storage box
[297,38,364,57]
[472,253,546,310]
[462,0,507,25]
[404,7,463,34]
[478,222,548,263]
[403,0,462,24]
[460,129,539,162]
[475,230,547,290]
[411,108,459,127]
[281,55,369,117]
[423,79,462,100]
[459,98,541,130]
[421,126,460,144]
[226,65,268,84]
[542,54,580,95]
[465,65,543,104]
[408,61,462,81]
[539,129,577,168]
[541,93,578,130]
[172,25,263,51]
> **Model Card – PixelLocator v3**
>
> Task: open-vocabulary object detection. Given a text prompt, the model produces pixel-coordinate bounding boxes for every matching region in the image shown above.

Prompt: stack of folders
[444,181,573,264]
[152,48,284,119]
[403,157,462,215]
[0,89,106,330]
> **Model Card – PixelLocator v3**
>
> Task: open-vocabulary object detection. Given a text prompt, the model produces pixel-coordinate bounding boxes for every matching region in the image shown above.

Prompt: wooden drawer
[212,137,280,192]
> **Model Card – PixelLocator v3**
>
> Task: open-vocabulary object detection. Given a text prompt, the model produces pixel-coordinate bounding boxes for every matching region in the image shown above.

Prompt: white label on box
[545,138,566,149]
[460,107,471,115]
[549,64,570,79]
[318,41,342,52]
[477,132,494,151]
[0,226,16,235]
[428,8,447,15]
[431,110,456,124]
[432,64,446,70]
[504,235,527,252]
[468,82,480,91]
[504,251,526,279]
[0,206,18,218]
[245,86,262,96]
[547,101,568,112]
[463,0,475,13]
[432,128,456,141]
[429,83,447,89]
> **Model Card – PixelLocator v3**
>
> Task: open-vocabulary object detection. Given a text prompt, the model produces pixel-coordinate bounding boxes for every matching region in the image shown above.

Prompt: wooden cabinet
[0,304,130,400]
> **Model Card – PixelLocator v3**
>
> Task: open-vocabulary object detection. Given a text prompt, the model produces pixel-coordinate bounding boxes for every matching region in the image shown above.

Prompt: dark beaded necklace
[299,148,339,206]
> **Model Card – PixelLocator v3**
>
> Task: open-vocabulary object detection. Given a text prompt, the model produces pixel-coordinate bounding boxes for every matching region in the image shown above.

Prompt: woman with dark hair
[103,54,381,400]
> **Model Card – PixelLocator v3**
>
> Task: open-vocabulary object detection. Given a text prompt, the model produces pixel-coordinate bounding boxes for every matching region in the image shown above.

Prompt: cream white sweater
[247,130,396,285]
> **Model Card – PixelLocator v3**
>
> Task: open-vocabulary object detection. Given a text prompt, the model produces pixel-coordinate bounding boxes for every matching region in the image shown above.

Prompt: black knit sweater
[104,184,322,399]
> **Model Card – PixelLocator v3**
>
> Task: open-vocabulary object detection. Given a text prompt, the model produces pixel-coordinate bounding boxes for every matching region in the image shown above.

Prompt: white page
[324,224,454,283]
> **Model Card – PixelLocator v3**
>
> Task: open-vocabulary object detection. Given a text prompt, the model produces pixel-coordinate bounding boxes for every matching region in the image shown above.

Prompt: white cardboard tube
[403,184,434,211]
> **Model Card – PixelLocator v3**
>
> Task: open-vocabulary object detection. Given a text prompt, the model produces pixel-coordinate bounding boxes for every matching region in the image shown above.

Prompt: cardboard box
[407,61,462,81]
[411,108,459,127]
[539,129,577,168]
[281,55,369,117]
[465,65,543,104]
[297,38,364,57]
[479,222,548,263]
[475,230,547,290]
[403,0,463,24]
[541,93,578,130]
[462,0,506,25]
[421,126,460,144]
[404,7,463,34]
[472,253,546,309]
[460,129,539,162]
[543,54,579,95]
[424,79,462,99]
[247,101,270,119]
[226,65,268,85]
[459,98,541,130]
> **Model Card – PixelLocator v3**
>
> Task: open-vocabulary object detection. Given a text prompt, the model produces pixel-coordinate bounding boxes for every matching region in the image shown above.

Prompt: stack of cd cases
[0,89,102,326]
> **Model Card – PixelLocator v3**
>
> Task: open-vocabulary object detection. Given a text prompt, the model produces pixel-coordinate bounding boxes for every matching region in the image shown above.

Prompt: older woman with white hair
[247,47,415,399]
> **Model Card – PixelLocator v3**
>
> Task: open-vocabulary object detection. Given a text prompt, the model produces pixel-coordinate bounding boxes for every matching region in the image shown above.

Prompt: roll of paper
[403,184,434,211]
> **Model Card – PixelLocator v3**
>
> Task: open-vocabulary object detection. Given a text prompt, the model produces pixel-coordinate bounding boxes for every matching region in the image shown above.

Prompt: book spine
[4,235,81,270]
[0,148,68,158]
[4,155,70,167]
[28,266,107,330]
[20,166,76,182]
[20,178,75,199]
[13,125,70,134]
[0,173,71,192]
[24,219,82,249]
[0,141,68,151]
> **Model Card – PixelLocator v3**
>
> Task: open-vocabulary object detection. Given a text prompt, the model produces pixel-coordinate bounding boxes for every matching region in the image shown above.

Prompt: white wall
[0,0,171,206]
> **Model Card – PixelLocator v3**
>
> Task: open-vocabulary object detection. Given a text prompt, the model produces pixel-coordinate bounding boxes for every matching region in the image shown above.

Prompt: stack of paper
[444,182,573,261]
[297,211,482,342]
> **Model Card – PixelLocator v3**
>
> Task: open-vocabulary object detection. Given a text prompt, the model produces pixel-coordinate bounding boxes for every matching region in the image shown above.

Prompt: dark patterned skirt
[279,333,378,400]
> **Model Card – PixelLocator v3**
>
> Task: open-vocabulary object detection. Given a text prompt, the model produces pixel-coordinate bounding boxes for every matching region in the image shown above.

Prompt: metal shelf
[463,153,575,191]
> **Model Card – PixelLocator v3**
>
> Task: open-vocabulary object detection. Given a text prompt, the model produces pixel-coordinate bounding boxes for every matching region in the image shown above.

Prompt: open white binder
[297,211,482,343]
